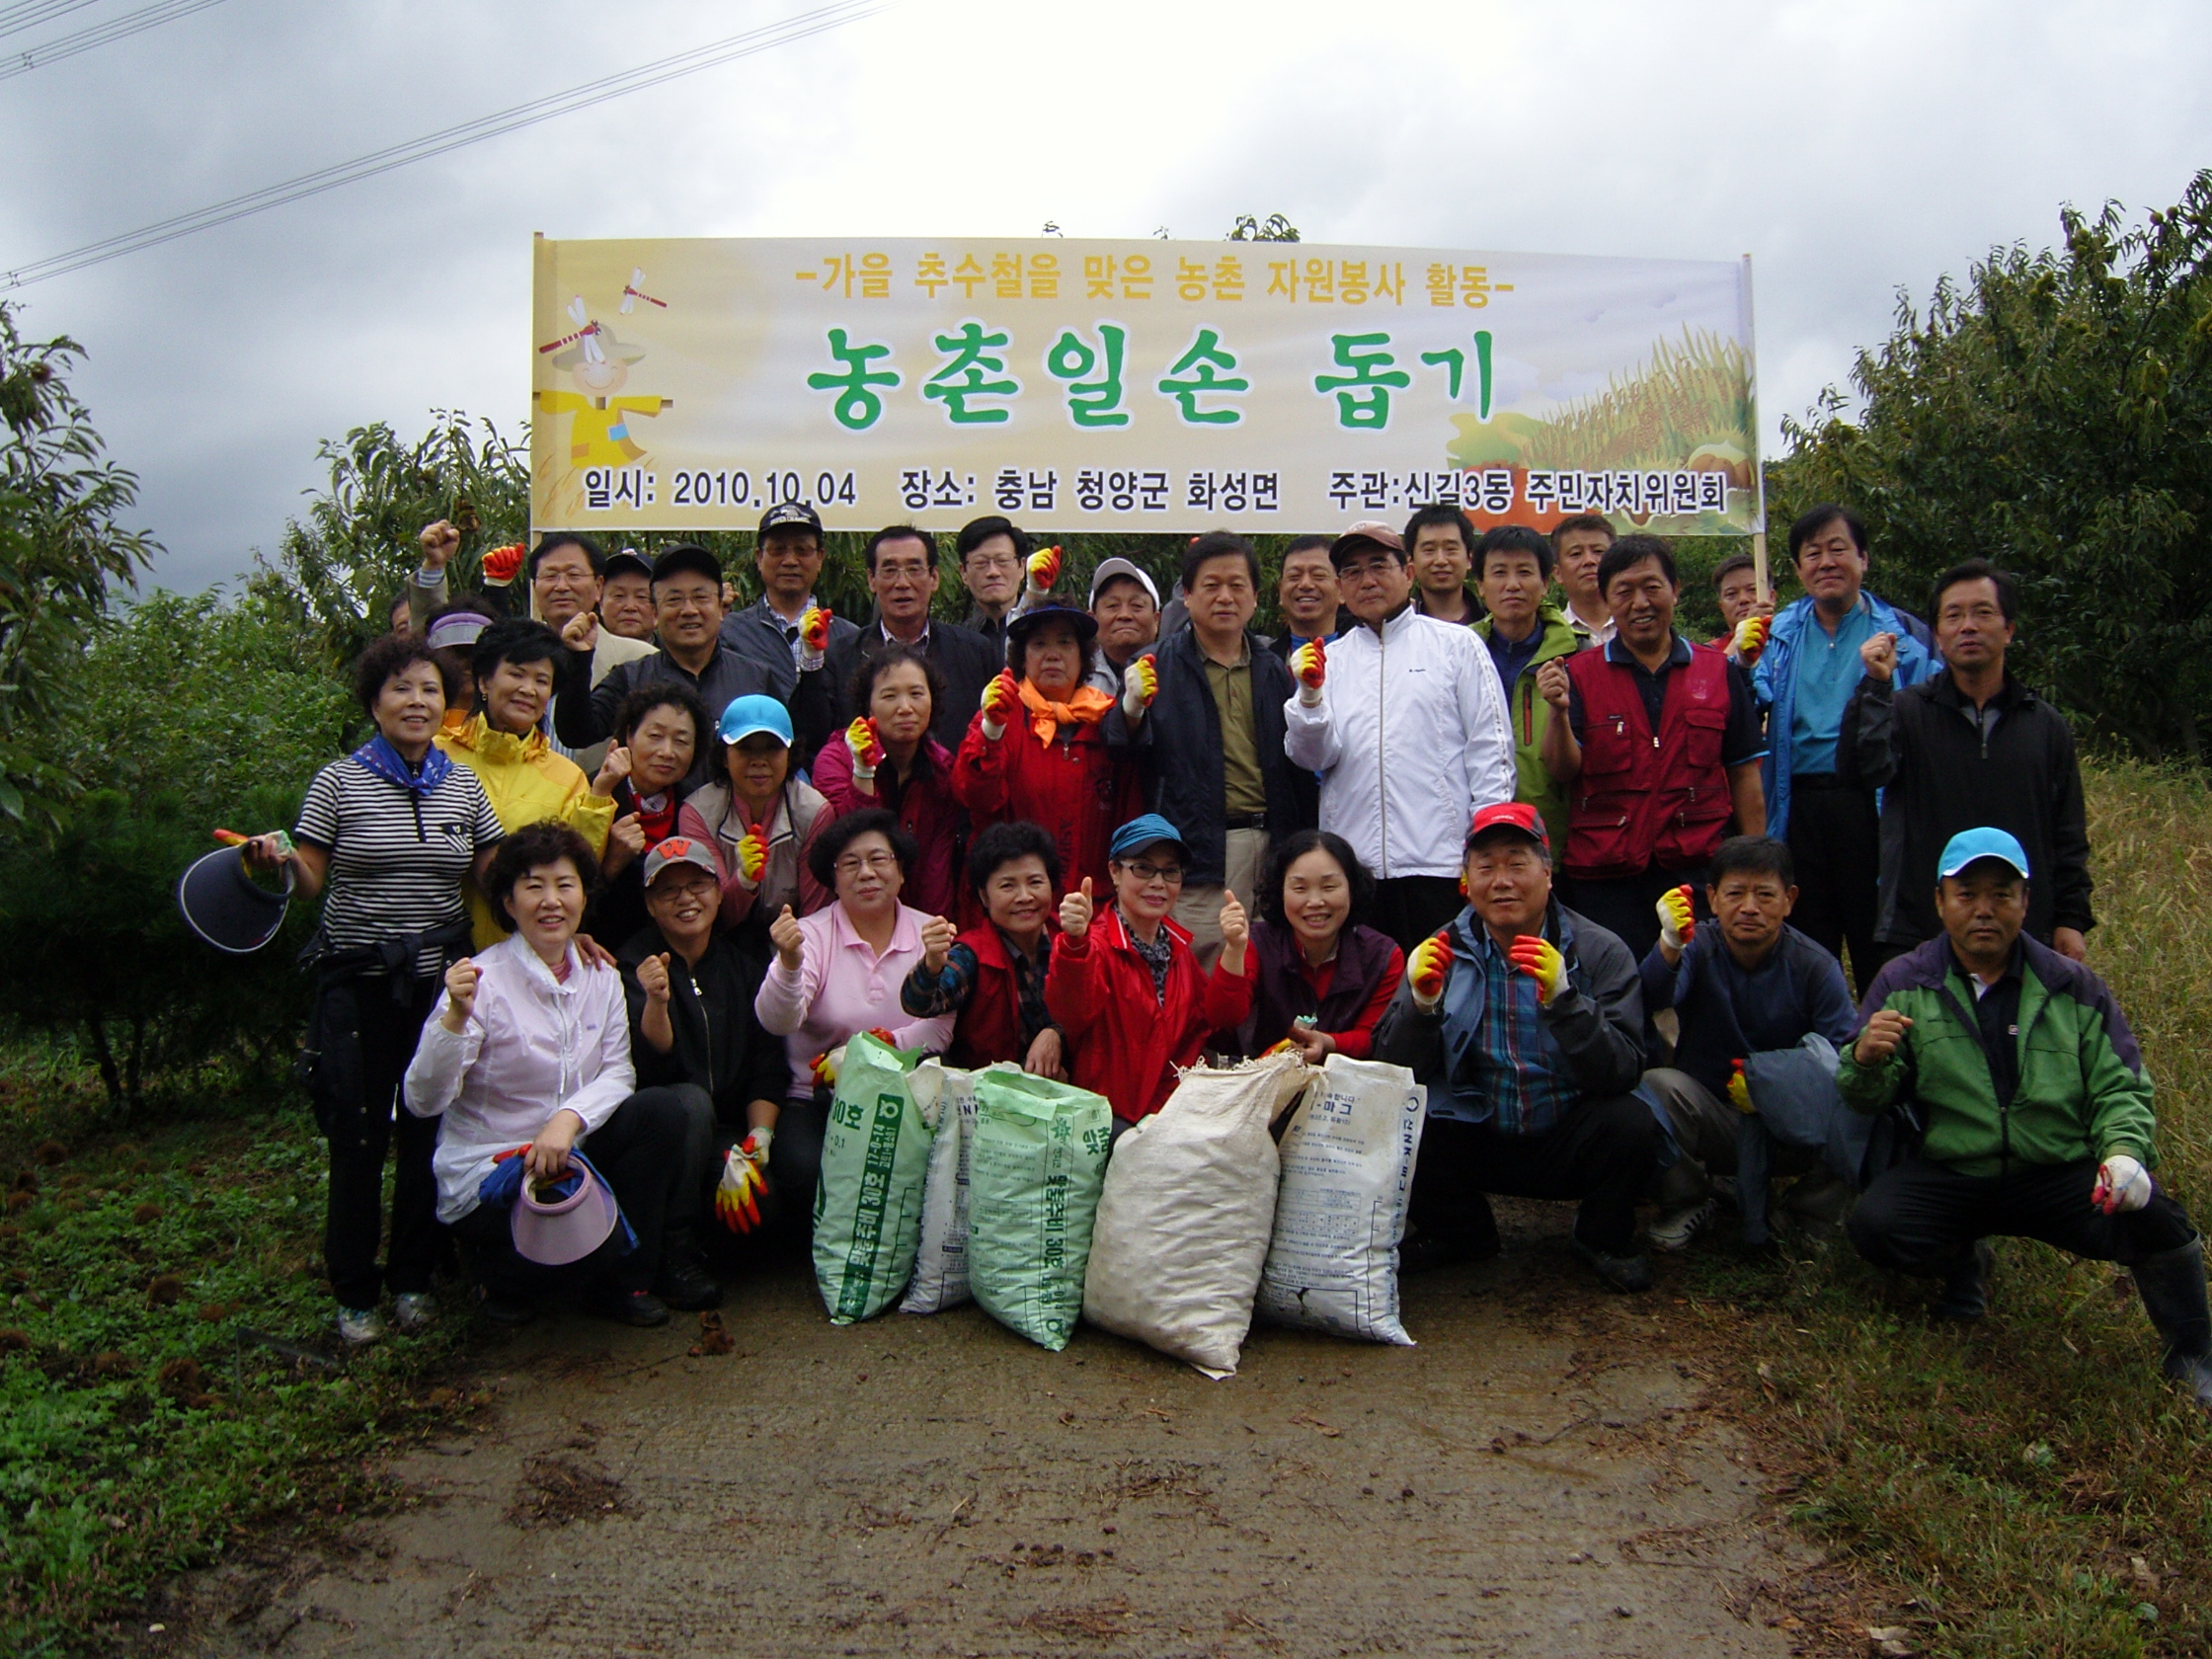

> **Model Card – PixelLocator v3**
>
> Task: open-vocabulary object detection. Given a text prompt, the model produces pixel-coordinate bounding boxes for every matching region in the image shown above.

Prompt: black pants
[1785,778,1887,994]
[757,1095,830,1249]
[327,976,442,1309]
[452,1088,694,1298]
[1410,1094,1664,1257]
[1374,876,1467,953]
[1850,1155,2196,1276]
[1556,866,1706,963]
[663,1083,720,1267]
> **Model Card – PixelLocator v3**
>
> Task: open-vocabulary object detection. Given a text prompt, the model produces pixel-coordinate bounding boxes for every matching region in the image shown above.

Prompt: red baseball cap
[1465,801,1549,851]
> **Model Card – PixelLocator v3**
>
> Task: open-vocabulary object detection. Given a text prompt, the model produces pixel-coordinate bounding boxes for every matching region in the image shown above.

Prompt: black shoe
[652,1259,723,1311]
[480,1289,535,1327]
[1571,1232,1654,1294]
[1932,1240,1995,1320]
[1399,1229,1499,1275]
[606,1289,670,1328]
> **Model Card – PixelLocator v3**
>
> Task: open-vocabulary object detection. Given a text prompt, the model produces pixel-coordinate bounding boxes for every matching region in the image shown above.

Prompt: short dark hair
[1931,559,2017,624]
[1473,523,1555,584]
[352,633,452,714]
[1181,530,1260,594]
[808,807,919,891]
[1707,834,1794,889]
[1402,504,1476,557]
[1788,504,1867,562]
[1008,612,1097,687]
[484,821,599,933]
[613,680,709,756]
[1550,513,1616,549]
[650,543,723,591]
[849,642,945,726]
[955,514,1031,563]
[527,531,605,583]
[470,616,565,683]
[1710,552,1757,589]
[1256,829,1374,931]
[1282,534,1332,561]
[965,819,1062,897]
[866,525,938,573]
[1597,533,1679,596]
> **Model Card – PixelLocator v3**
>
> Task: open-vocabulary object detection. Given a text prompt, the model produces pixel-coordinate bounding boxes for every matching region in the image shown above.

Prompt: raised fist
[1731,613,1769,667]
[1853,1008,1914,1066]
[1656,884,1697,952]
[636,950,672,1004]
[481,543,526,585]
[920,912,958,973]
[1293,638,1327,706]
[560,608,599,653]
[441,958,480,1030]
[1026,544,1063,595]
[1121,655,1158,720]
[418,519,460,572]
[845,715,885,776]
[1859,631,1899,682]
[1536,658,1572,712]
[981,669,1021,736]
[799,605,832,663]
[769,904,804,970]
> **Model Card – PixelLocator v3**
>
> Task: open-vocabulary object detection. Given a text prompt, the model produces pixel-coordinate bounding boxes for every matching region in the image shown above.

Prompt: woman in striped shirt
[245,634,506,1345]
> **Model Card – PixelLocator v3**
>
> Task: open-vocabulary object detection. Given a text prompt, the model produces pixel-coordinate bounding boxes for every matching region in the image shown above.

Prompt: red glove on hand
[716,1130,772,1233]
[1732,614,1769,667]
[1657,884,1697,951]
[1408,932,1454,1008]
[862,1027,900,1048]
[845,715,885,775]
[1293,637,1327,705]
[981,669,1020,734]
[1026,545,1062,594]
[734,824,769,889]
[809,1048,839,1089]
[480,543,526,585]
[1727,1058,1753,1113]
[1507,934,1567,1004]
[799,605,832,657]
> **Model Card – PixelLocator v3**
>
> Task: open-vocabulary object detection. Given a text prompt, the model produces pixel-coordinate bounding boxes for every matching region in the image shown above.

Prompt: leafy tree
[0,304,159,825]
[248,411,527,666]
[1226,213,1303,243]
[1774,170,2212,763]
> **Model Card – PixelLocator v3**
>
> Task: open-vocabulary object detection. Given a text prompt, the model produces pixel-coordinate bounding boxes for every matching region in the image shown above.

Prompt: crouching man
[1374,802,1660,1293]
[1842,827,2212,1406]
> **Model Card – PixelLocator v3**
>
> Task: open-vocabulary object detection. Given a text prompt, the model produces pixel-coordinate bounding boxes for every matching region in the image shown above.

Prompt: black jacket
[718,596,860,701]
[1842,669,2093,948]
[617,924,789,1127]
[1106,628,1312,888]
[790,618,1002,765]
[555,644,776,793]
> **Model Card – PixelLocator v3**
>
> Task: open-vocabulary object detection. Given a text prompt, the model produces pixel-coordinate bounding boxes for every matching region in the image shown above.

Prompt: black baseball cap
[651,543,724,587]
[602,548,652,582]
[759,501,823,537]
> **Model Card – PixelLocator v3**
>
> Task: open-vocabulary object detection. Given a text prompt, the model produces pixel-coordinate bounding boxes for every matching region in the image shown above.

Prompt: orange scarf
[1017,678,1114,747]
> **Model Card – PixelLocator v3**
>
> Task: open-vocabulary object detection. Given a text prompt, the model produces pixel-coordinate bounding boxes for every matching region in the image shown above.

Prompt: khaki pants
[1640,1066,1844,1219]
[1173,828,1268,973]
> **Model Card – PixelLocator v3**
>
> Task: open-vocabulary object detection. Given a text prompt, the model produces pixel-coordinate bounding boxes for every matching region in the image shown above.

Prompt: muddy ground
[152,1201,1819,1658]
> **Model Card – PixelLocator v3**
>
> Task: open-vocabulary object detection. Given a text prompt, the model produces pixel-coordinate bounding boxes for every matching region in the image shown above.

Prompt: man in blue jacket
[1753,505,1936,989]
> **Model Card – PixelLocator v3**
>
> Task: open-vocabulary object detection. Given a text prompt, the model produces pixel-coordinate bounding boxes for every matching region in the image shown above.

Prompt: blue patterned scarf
[353,733,452,795]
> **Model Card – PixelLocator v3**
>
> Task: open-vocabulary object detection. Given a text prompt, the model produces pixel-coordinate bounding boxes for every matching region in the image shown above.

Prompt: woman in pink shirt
[752,808,956,1219]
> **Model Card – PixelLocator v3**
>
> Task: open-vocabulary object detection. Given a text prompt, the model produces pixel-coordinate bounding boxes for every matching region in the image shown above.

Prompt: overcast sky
[4,0,2205,594]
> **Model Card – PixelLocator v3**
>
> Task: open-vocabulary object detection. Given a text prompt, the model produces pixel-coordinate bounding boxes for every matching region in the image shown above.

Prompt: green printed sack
[813,1032,931,1325]
[966,1070,1114,1351]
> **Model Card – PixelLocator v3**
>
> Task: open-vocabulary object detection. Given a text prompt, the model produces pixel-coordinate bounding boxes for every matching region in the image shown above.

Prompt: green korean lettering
[1156,327,1249,426]
[923,320,1020,425]
[805,328,901,431]
[1419,330,1494,417]
[1044,325,1129,428]
[1315,331,1411,429]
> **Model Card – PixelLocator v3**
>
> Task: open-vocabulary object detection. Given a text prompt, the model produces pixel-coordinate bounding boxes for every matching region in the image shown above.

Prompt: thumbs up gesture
[1060,877,1094,942]
[636,951,672,1004]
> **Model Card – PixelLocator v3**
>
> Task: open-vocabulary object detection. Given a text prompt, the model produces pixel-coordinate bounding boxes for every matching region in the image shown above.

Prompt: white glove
[2094,1153,2152,1215]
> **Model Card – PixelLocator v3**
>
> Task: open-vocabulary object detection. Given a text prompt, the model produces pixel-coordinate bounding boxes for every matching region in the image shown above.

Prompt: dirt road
[168,1202,1807,1658]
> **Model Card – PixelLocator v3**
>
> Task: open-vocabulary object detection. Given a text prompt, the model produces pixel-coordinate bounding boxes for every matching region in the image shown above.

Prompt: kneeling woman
[900,820,1066,1076]
[1046,814,1255,1131]
[752,809,955,1214]
[404,822,702,1328]
[1235,830,1405,1063]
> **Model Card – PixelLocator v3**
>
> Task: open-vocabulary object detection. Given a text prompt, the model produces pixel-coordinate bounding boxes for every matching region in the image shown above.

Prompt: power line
[0,0,229,80]
[3,0,899,288]
[0,0,100,42]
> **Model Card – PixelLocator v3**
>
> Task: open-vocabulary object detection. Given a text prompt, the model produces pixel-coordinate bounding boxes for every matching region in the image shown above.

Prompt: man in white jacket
[1283,520,1518,949]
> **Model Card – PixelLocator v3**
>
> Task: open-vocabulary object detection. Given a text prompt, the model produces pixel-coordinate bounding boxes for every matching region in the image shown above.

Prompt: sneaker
[1647,1199,1717,1254]
[1932,1240,1995,1320]
[1571,1233,1654,1294]
[393,1292,436,1332]
[607,1289,671,1328]
[652,1259,723,1311]
[337,1305,386,1345]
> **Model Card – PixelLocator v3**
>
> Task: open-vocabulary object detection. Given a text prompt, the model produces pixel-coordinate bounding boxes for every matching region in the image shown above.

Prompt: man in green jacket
[1841,827,2212,1406]
[1470,525,1580,853]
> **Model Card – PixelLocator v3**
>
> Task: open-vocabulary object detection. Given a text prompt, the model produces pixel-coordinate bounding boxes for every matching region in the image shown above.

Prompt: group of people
[245,493,2207,1413]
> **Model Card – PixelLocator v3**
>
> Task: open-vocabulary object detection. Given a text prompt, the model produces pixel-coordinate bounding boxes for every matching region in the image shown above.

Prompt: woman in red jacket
[952,602,1136,895]
[813,645,966,919]
[899,820,1066,1076]
[1045,814,1254,1131]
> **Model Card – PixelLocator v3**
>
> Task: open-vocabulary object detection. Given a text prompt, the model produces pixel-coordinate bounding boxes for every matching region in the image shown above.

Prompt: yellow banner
[531,235,1759,536]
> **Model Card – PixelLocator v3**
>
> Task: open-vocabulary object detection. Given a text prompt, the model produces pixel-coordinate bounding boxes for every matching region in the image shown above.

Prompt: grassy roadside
[1692,759,2212,1657]
[0,1081,478,1656]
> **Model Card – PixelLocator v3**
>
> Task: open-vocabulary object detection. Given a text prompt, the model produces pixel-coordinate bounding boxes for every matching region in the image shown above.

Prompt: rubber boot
[2131,1234,2212,1410]
[1931,1239,1995,1320]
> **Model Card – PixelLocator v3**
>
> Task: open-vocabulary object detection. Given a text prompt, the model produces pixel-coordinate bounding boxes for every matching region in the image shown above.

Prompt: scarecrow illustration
[535,276,673,468]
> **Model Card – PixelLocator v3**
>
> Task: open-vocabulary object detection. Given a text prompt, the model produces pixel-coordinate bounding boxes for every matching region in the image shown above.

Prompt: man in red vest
[1536,535,1767,960]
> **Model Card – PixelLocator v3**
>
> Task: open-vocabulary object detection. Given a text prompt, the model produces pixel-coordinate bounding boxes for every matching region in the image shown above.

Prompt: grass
[1687,757,2212,1656]
[0,1077,476,1657]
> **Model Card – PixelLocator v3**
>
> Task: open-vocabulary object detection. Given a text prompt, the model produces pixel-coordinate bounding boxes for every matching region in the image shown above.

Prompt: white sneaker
[1648,1199,1717,1254]
[337,1305,386,1345]
[393,1293,435,1332]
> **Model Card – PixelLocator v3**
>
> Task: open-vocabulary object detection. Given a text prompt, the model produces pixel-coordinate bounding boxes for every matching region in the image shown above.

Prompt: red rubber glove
[1507,934,1567,1004]
[1727,1058,1753,1113]
[1657,884,1697,951]
[844,716,885,777]
[1293,638,1327,706]
[734,823,769,890]
[799,605,832,662]
[716,1130,772,1232]
[1026,545,1062,595]
[981,669,1020,736]
[1408,932,1454,1009]
[481,543,526,584]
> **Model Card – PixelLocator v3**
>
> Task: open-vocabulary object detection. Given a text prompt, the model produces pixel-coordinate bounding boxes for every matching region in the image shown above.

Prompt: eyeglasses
[966,552,1021,572]
[833,851,900,877]
[1122,861,1184,889]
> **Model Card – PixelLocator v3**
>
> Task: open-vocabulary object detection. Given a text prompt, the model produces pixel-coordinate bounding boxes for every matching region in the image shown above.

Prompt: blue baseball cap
[1108,813,1189,863]
[718,693,792,747]
[1937,827,2029,881]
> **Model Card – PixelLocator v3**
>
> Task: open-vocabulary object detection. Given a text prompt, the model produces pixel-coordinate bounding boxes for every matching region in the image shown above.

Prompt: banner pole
[1741,252,1770,600]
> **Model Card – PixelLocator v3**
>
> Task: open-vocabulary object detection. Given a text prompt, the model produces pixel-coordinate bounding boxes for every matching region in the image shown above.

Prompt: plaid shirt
[1458,927,1583,1138]
[901,928,1057,1046]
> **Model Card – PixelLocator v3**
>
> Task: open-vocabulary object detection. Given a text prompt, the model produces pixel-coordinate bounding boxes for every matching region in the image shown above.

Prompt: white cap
[1088,556,1160,609]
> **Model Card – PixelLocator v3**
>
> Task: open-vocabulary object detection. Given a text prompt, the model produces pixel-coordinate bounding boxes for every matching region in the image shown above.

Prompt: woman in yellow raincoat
[436,617,618,946]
